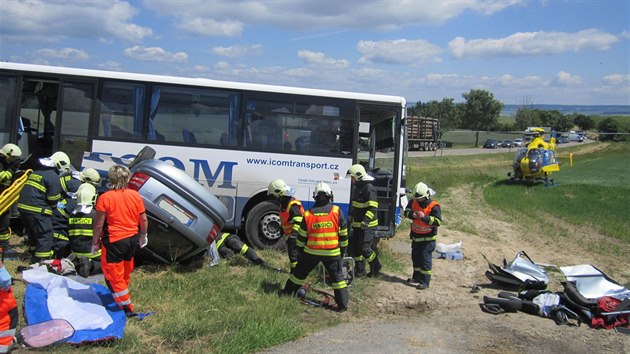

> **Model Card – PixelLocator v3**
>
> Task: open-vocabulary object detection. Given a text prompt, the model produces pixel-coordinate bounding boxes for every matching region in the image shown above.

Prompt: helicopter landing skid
[544,178,558,187]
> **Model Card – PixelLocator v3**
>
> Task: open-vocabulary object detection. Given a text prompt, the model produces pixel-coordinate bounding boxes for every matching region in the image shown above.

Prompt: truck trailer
[406,116,440,151]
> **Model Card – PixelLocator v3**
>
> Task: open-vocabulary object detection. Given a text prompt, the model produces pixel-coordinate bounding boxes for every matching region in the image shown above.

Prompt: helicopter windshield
[514,148,527,162]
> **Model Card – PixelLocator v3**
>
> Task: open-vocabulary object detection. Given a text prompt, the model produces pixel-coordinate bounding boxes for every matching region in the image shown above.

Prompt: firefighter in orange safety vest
[267,179,304,271]
[404,182,442,290]
[282,182,349,312]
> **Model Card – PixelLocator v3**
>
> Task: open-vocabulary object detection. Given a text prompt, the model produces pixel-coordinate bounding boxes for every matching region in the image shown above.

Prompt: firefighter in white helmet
[67,183,102,277]
[404,182,442,290]
[267,178,304,271]
[282,182,349,312]
[346,164,381,277]
[0,144,22,252]
[18,151,71,261]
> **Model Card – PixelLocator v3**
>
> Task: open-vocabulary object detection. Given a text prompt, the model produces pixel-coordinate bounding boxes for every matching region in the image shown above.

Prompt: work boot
[367,257,382,278]
[333,288,348,313]
[407,271,421,285]
[417,283,430,290]
[354,261,366,278]
[281,281,300,296]
[78,257,90,278]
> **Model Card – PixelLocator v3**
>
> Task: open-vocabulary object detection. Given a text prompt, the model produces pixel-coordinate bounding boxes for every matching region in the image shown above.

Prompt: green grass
[9,141,630,352]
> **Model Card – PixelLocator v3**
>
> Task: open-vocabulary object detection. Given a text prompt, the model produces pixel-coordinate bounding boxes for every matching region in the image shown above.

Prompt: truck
[406,116,440,151]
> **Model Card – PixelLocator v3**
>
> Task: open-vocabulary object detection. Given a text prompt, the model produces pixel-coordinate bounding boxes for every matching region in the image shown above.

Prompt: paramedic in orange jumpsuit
[92,165,148,318]
[0,261,17,352]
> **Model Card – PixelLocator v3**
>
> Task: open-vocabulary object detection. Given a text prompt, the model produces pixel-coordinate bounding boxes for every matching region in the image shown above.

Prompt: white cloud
[177,18,244,37]
[0,0,152,43]
[123,46,188,62]
[297,50,349,68]
[552,71,581,86]
[143,0,524,33]
[97,61,123,71]
[357,39,442,65]
[449,29,620,58]
[214,61,232,70]
[592,74,630,98]
[34,47,89,61]
[213,45,263,58]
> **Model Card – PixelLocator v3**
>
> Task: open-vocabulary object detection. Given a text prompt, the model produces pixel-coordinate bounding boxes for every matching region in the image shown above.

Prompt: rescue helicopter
[507,128,561,186]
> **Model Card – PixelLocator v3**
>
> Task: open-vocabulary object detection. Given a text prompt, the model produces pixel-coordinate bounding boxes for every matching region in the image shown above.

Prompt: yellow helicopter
[507,128,568,186]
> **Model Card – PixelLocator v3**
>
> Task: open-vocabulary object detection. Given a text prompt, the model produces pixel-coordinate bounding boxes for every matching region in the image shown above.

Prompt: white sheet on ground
[22,266,114,330]
[560,264,630,300]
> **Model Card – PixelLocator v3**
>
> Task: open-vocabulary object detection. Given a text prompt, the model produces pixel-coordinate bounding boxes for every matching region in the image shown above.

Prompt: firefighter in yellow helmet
[404,182,442,290]
[267,178,304,271]
[346,164,381,277]
[18,151,71,261]
[0,144,22,252]
[282,182,349,312]
[67,183,102,277]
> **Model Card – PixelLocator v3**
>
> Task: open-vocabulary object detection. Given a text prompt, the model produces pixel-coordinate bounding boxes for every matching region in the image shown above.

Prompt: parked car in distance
[556,136,569,144]
[500,140,513,148]
[483,139,499,149]
[513,138,524,147]
[568,132,585,142]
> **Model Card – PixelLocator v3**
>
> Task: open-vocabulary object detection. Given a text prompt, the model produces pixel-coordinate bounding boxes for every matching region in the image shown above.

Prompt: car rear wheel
[245,201,285,250]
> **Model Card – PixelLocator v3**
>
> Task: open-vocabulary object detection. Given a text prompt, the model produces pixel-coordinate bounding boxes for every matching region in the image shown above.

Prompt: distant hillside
[501,104,630,117]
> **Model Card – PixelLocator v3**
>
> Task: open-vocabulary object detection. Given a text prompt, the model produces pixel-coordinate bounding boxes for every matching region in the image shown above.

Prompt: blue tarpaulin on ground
[24,282,126,344]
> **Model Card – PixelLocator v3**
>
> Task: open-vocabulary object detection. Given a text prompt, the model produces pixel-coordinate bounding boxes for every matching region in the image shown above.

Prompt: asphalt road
[402,139,592,158]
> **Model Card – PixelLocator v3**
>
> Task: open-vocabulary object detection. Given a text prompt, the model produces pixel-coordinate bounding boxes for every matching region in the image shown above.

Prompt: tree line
[409,89,628,141]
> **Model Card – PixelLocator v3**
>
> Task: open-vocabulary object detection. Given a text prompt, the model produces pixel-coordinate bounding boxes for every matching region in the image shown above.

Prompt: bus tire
[128,146,156,170]
[245,201,285,250]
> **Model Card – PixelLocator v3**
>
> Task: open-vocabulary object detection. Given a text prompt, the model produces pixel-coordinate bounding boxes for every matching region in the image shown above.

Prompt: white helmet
[76,183,97,206]
[267,178,292,198]
[0,143,21,159]
[51,151,71,172]
[313,182,333,199]
[346,164,372,181]
[80,168,101,186]
[412,182,432,200]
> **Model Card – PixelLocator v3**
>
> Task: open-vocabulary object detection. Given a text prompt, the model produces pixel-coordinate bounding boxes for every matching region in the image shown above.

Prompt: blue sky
[1,0,628,106]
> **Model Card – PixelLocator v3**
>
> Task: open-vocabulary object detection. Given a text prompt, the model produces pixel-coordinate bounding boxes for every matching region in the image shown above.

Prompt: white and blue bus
[0,62,407,249]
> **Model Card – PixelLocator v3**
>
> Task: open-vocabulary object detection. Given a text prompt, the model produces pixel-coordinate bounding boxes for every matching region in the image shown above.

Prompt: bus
[0,62,407,249]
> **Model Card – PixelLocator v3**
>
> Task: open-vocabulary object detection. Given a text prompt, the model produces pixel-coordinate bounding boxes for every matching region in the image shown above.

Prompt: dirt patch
[262,184,630,353]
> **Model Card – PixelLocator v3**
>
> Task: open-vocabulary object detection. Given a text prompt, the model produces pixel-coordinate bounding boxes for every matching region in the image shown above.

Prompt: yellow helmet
[267,178,292,198]
[0,143,21,159]
[51,151,71,172]
[80,168,101,186]
[76,183,97,206]
[313,182,333,199]
[412,182,431,200]
[346,164,367,181]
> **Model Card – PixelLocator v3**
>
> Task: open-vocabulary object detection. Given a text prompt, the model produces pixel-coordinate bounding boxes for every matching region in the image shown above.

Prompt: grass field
[7,141,630,353]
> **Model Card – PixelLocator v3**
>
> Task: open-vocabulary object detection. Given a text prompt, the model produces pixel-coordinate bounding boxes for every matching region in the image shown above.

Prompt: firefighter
[92,165,148,318]
[282,182,349,312]
[0,261,17,353]
[0,144,22,252]
[68,183,102,277]
[52,172,82,259]
[404,182,442,290]
[346,164,382,277]
[18,151,71,261]
[267,179,304,271]
[212,232,264,265]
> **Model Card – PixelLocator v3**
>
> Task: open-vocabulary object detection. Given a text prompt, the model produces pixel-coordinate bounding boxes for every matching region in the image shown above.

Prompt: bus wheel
[245,201,285,250]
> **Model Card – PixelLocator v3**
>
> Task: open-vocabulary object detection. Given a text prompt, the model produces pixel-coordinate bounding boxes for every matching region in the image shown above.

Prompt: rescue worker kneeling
[68,183,102,277]
[282,182,349,312]
[212,232,264,265]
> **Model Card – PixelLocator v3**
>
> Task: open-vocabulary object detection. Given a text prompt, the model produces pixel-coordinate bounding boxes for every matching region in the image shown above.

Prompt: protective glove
[91,243,100,255]
[360,222,369,230]
[139,233,148,248]
[0,266,11,291]
[415,211,425,219]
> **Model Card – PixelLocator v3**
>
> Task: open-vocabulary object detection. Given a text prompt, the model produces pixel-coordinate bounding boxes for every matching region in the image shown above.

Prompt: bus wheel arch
[243,198,285,250]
